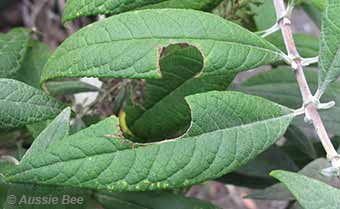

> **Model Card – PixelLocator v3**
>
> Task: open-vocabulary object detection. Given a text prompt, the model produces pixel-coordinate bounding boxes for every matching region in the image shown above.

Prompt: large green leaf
[0,28,31,78]
[42,9,285,83]
[271,170,340,209]
[319,0,340,93]
[96,191,220,209]
[124,45,235,141]
[21,108,71,162]
[0,79,65,130]
[247,158,340,201]
[62,0,223,22]
[6,91,293,192]
[236,67,340,136]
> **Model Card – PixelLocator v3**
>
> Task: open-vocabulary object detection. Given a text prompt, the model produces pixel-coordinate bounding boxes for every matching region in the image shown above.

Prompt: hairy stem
[272,0,339,166]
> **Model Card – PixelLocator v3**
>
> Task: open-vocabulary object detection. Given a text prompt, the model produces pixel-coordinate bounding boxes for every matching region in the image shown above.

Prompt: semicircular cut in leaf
[42,9,285,83]
[235,67,340,136]
[0,79,65,130]
[0,28,31,79]
[124,45,236,141]
[270,170,340,209]
[319,0,340,93]
[6,91,294,192]
[62,0,224,22]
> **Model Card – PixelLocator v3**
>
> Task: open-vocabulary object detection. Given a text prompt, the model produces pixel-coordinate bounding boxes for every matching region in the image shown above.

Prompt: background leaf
[45,80,99,96]
[96,191,221,209]
[0,28,31,79]
[236,67,340,136]
[248,158,340,201]
[271,170,340,209]
[63,0,224,22]
[42,9,284,83]
[0,79,64,130]
[6,91,293,192]
[319,0,340,93]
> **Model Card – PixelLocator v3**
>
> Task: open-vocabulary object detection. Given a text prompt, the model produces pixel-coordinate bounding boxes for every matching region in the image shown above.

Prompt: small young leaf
[96,191,221,209]
[63,0,223,22]
[45,80,99,96]
[271,170,340,209]
[6,91,293,192]
[319,0,340,93]
[0,79,65,130]
[0,28,31,78]
[42,9,285,83]
[21,108,71,163]
[124,45,235,141]
[248,158,340,200]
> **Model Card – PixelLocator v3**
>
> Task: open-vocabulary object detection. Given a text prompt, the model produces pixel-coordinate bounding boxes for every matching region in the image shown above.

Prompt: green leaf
[0,182,92,209]
[267,33,320,58]
[0,79,65,130]
[0,28,31,78]
[285,125,317,159]
[218,145,298,189]
[141,0,223,11]
[319,0,340,93]
[96,191,221,209]
[251,0,276,31]
[14,41,50,88]
[6,91,293,192]
[63,0,223,22]
[21,108,71,162]
[309,0,326,11]
[236,67,340,136]
[270,170,340,209]
[247,158,340,200]
[42,9,285,83]
[124,45,235,141]
[45,80,99,96]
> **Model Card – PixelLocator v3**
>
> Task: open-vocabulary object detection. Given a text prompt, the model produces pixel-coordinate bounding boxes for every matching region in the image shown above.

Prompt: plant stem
[272,0,339,166]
